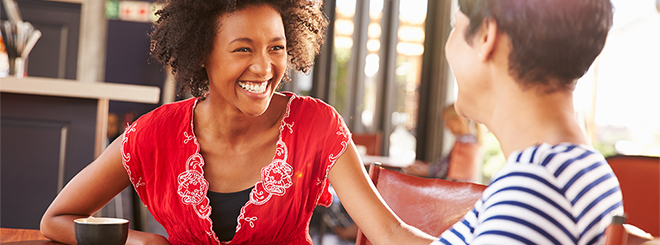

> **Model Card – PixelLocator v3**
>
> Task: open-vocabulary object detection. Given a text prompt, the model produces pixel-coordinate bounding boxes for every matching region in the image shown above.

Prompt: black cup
[74,217,129,245]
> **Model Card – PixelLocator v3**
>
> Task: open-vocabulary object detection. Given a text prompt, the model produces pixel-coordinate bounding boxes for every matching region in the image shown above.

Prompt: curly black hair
[150,0,328,97]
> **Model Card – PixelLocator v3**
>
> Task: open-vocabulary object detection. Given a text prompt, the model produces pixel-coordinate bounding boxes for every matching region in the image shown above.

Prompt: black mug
[74,217,129,245]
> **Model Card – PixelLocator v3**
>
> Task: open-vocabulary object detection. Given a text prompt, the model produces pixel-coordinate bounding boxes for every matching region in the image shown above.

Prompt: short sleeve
[440,143,623,245]
[294,97,351,207]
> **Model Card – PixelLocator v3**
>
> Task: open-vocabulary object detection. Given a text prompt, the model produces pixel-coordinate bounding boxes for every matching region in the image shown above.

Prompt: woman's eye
[272,45,285,51]
[234,47,251,52]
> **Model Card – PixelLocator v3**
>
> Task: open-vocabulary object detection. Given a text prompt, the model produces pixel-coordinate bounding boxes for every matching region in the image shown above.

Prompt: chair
[352,133,383,156]
[606,155,660,237]
[603,215,655,245]
[355,164,487,245]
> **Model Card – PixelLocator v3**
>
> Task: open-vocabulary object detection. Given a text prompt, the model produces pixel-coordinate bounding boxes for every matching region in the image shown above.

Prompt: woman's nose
[248,52,272,78]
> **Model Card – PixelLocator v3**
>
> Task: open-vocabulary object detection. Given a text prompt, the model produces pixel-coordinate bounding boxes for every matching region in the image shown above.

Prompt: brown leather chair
[355,164,487,245]
[603,215,655,245]
[606,155,660,237]
[351,133,383,156]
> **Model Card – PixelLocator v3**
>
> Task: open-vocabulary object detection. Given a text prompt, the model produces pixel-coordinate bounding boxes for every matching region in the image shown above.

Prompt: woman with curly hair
[40,0,436,244]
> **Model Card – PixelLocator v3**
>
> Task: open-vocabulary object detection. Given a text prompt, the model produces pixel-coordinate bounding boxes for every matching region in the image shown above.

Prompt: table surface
[361,155,415,169]
[0,228,62,244]
[2,227,659,244]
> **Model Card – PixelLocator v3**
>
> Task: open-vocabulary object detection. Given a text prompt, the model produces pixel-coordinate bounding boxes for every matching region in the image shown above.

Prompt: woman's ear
[476,18,498,62]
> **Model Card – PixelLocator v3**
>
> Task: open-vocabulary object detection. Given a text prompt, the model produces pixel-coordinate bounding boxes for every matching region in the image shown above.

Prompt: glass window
[575,0,660,157]
[321,0,429,156]
[480,0,660,181]
[330,0,356,117]
[393,0,427,133]
[359,0,383,131]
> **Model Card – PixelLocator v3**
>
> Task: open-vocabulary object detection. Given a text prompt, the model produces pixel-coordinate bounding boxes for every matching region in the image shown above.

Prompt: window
[393,0,427,134]
[575,0,660,157]
[314,0,430,156]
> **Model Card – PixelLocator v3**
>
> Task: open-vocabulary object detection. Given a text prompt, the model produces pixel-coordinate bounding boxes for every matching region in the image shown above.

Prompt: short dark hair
[150,0,328,97]
[458,0,613,92]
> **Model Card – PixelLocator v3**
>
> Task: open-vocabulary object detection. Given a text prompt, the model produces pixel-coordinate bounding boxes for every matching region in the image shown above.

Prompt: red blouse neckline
[187,92,296,243]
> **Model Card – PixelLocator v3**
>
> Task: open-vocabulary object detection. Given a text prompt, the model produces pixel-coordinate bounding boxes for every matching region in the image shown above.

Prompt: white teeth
[238,81,268,93]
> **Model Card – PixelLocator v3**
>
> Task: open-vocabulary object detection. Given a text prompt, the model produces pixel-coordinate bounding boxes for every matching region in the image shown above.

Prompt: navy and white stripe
[435,143,623,245]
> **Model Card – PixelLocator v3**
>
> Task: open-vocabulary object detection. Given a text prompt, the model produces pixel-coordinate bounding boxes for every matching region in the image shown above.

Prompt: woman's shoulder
[136,97,197,123]
[492,143,610,188]
[128,97,197,136]
[278,92,349,142]
[505,143,603,166]
[281,92,340,119]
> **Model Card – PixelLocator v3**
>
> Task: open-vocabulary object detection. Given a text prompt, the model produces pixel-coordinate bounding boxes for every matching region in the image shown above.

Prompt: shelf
[0,76,160,104]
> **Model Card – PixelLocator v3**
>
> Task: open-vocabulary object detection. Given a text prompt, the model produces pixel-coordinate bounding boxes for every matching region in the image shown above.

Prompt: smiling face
[205,4,287,117]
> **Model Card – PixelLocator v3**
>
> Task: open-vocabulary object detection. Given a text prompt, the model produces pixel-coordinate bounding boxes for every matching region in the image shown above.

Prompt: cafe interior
[1,0,659,244]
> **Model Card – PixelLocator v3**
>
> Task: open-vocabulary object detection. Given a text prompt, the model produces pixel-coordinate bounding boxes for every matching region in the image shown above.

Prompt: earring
[478,53,483,58]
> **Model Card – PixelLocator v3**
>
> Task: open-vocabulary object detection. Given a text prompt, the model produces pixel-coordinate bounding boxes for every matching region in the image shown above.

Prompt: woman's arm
[40,136,169,245]
[328,141,436,245]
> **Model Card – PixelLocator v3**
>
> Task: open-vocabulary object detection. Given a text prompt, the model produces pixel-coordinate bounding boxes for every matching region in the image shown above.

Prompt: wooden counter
[0,76,160,104]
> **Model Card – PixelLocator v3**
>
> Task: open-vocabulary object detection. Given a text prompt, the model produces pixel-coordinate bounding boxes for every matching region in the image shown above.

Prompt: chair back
[606,155,660,237]
[352,133,383,156]
[603,215,655,245]
[355,164,487,245]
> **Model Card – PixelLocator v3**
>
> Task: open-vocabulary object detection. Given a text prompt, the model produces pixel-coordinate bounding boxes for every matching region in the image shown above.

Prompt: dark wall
[104,18,165,132]
[1,93,98,229]
[0,0,85,229]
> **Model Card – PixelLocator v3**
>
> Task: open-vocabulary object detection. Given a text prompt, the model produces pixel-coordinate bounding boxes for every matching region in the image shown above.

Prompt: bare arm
[40,136,169,245]
[328,141,436,245]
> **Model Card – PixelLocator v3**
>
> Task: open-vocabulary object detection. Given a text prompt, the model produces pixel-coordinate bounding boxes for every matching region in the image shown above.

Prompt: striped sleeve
[438,143,623,245]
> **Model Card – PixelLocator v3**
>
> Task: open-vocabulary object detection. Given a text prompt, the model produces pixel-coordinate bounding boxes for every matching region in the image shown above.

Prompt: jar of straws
[1,20,41,78]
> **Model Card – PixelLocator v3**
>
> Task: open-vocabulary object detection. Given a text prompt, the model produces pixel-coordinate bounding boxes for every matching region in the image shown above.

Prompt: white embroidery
[279,99,293,133]
[328,117,350,164]
[242,140,294,213]
[245,217,258,228]
[335,120,349,139]
[177,97,221,244]
[121,123,144,188]
[284,121,294,134]
[183,131,194,144]
[236,95,296,233]
[316,117,350,206]
[250,141,293,205]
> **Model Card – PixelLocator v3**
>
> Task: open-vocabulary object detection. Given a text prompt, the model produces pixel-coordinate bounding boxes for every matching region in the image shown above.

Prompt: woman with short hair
[436,0,623,244]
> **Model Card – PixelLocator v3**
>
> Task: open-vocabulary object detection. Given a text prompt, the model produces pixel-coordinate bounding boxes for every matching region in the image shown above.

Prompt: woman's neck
[194,93,287,142]
[487,86,589,158]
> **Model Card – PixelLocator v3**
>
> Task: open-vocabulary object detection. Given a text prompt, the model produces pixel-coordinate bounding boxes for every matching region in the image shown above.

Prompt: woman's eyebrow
[229,37,253,44]
[271,36,285,42]
[229,36,285,45]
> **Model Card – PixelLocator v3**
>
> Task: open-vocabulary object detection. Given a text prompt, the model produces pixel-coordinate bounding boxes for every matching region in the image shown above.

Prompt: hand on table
[403,161,430,177]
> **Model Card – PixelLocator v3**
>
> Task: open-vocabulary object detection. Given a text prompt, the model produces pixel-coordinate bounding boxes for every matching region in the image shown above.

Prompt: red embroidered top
[121,92,351,244]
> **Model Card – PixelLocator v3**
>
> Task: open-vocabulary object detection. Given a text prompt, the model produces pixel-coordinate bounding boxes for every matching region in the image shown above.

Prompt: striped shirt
[435,143,624,245]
